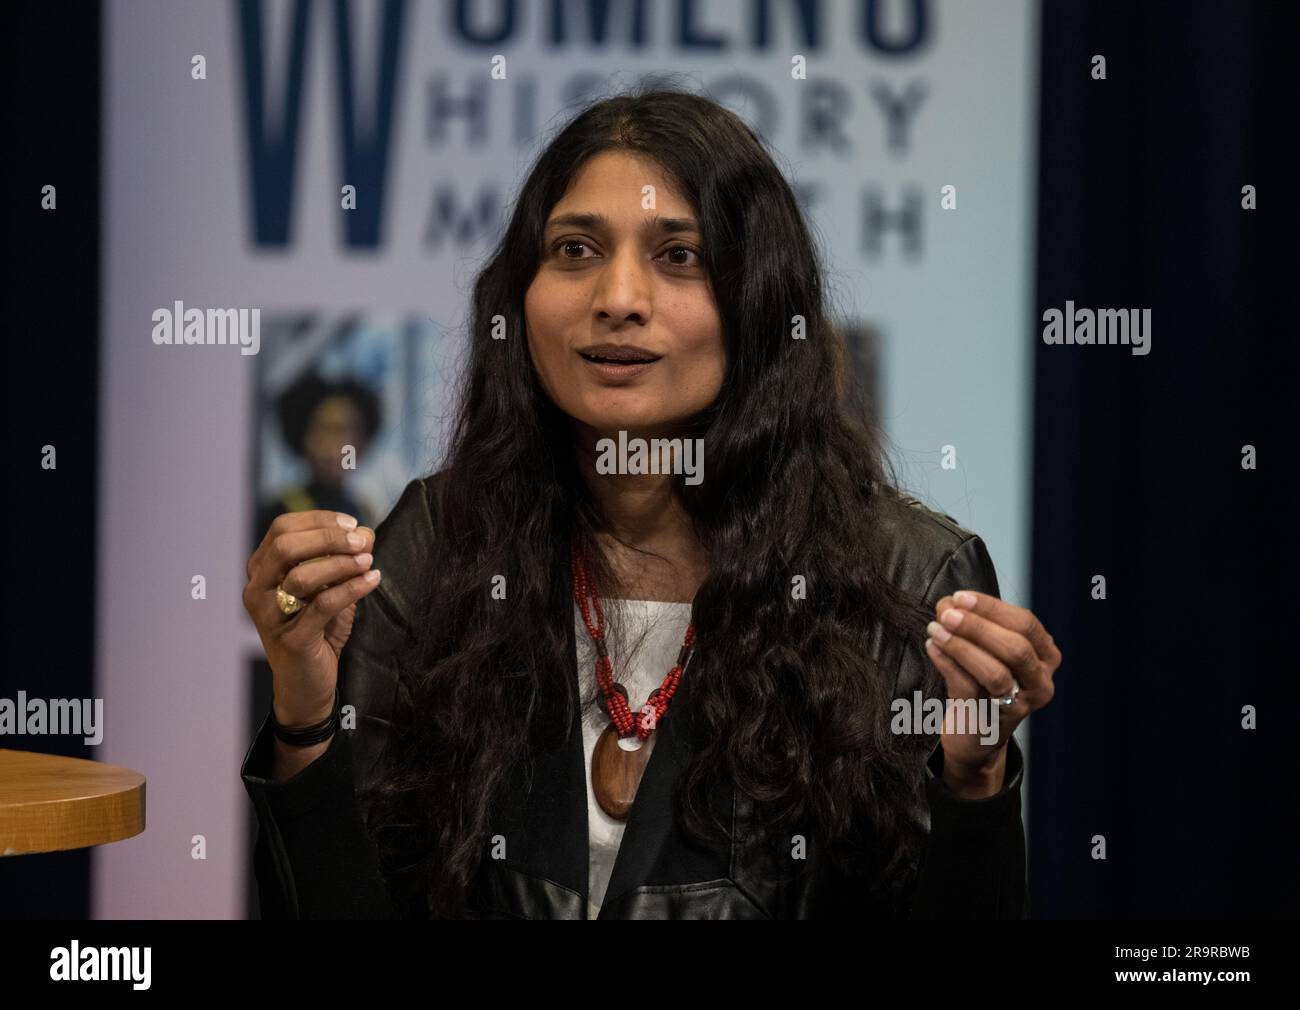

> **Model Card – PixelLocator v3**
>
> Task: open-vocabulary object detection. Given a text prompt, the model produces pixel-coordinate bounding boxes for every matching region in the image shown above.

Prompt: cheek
[524,282,575,366]
[525,284,589,417]
[669,311,726,393]
[523,285,542,349]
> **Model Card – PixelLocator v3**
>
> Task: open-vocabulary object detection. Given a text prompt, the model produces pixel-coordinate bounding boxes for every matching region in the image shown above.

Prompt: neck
[573,422,706,602]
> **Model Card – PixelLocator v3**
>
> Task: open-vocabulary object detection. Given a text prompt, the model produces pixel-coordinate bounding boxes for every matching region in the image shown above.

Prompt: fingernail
[940,608,965,629]
[926,620,951,644]
[347,531,365,548]
[354,552,373,568]
[954,591,977,608]
[364,569,381,583]
[924,637,939,654]
[337,514,359,530]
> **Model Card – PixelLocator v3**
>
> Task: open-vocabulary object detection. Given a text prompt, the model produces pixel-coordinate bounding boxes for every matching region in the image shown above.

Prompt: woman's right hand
[243,510,382,727]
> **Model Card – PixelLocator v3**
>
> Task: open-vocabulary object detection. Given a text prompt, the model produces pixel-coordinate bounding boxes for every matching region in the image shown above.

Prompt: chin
[577,400,660,431]
[584,413,658,434]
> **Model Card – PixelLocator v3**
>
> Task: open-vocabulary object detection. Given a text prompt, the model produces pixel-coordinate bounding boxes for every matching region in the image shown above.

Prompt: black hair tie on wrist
[270,688,341,746]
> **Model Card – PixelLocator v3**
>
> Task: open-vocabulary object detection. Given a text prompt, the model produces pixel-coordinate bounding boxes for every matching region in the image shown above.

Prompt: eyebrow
[543,212,700,236]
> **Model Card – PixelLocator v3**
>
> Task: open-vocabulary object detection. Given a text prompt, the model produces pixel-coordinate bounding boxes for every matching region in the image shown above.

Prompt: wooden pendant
[591,723,656,820]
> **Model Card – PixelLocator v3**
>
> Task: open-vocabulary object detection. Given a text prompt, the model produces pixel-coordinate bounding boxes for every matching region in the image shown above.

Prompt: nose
[591,245,652,326]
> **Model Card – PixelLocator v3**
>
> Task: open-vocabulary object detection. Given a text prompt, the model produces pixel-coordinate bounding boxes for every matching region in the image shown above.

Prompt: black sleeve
[241,713,399,918]
[240,477,433,919]
[901,534,1029,919]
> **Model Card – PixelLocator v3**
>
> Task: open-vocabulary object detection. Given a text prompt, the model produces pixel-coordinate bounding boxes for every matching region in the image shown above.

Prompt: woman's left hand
[923,591,1061,796]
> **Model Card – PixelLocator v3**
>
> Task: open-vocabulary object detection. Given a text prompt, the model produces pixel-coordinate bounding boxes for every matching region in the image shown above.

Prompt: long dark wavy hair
[366,85,937,917]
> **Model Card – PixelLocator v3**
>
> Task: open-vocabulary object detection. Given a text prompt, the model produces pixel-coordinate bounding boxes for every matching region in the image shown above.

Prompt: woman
[253,371,382,553]
[241,88,1061,919]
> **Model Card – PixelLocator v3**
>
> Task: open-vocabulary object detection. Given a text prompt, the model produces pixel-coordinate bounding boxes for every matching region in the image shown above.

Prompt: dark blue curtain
[1030,0,1291,917]
[0,0,101,918]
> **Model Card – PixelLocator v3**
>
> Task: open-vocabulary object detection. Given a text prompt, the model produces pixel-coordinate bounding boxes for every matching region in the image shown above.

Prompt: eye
[659,245,703,268]
[551,238,595,261]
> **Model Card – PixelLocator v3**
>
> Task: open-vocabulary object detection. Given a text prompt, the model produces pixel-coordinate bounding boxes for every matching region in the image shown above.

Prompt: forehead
[313,396,360,421]
[549,150,692,217]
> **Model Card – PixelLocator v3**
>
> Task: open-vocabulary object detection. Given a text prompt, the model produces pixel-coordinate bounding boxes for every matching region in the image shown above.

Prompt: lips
[577,344,661,384]
[577,343,662,365]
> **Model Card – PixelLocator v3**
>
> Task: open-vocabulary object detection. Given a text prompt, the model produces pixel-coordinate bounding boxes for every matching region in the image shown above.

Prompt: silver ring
[995,679,1022,706]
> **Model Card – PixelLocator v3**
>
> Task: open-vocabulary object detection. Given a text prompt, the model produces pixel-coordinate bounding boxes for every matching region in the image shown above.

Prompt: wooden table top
[0,749,145,856]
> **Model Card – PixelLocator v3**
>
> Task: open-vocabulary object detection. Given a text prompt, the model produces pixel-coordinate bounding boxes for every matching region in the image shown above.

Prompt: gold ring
[277,585,304,617]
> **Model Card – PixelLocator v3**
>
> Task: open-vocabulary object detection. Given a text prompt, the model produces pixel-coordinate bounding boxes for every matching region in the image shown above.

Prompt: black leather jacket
[241,474,1026,919]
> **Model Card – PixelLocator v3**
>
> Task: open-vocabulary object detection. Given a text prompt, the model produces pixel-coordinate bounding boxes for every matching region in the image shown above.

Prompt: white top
[574,597,693,919]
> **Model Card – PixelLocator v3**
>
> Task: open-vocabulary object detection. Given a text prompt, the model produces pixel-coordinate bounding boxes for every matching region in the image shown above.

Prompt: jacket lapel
[475,609,589,917]
[478,580,729,919]
[597,659,701,915]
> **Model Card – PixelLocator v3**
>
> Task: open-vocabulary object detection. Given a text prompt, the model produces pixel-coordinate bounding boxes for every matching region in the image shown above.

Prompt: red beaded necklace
[571,543,696,820]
